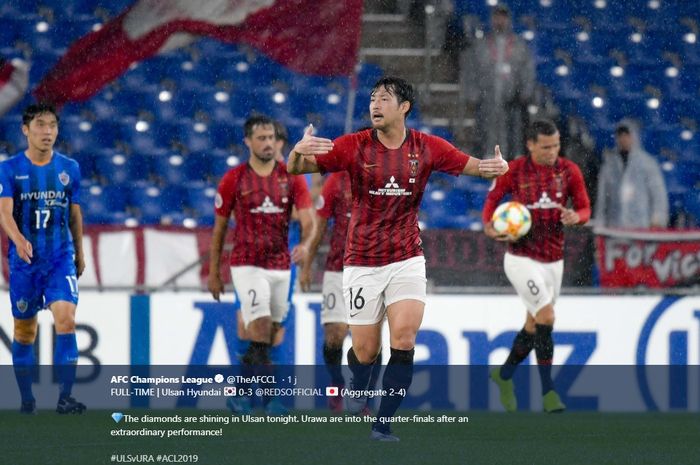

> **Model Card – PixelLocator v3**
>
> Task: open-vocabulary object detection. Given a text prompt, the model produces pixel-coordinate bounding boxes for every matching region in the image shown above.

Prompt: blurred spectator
[460,4,535,159]
[595,119,669,229]
[560,116,600,209]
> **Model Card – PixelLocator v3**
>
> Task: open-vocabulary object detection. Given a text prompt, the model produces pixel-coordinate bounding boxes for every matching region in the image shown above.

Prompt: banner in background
[34,0,363,106]
[595,228,700,288]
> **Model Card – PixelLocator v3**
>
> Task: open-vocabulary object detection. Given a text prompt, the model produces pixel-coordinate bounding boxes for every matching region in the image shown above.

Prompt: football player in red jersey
[288,76,508,441]
[482,119,591,413]
[208,115,316,415]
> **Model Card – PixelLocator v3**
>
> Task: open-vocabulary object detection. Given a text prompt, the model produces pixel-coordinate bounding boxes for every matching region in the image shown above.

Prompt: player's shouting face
[22,112,58,154]
[369,85,410,131]
[245,123,276,163]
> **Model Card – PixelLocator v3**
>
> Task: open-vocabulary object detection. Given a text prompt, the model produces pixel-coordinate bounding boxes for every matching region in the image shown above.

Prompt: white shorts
[230,266,291,327]
[342,256,427,325]
[503,252,563,316]
[321,271,347,325]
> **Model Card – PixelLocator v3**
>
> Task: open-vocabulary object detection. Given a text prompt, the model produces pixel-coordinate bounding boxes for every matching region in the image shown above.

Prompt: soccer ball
[491,201,532,240]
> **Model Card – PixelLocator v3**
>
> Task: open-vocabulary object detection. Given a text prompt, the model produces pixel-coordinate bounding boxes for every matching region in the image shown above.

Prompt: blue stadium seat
[128,182,168,224]
[210,151,244,180]
[94,150,147,185]
[82,184,127,223]
[186,181,217,225]
[150,151,209,185]
[0,116,26,152]
[70,151,97,181]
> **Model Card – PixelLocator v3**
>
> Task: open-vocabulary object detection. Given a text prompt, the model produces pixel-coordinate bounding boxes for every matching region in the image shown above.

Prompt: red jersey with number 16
[316,128,471,267]
[215,161,312,270]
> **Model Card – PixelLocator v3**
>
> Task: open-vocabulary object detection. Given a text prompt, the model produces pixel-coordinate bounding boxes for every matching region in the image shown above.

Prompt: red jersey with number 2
[215,161,312,269]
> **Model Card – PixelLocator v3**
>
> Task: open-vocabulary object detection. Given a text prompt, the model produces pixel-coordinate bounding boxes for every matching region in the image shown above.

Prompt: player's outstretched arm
[292,207,317,291]
[0,197,32,264]
[462,145,509,179]
[208,214,229,301]
[300,215,328,292]
[69,204,85,277]
[287,124,333,175]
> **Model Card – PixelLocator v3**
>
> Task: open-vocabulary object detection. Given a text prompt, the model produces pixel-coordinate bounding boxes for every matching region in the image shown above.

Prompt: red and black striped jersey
[215,161,312,269]
[316,171,352,272]
[482,155,591,262]
[316,128,470,267]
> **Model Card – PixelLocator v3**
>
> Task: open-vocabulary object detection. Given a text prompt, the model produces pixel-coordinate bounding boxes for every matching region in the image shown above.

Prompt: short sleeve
[291,174,312,209]
[0,163,12,198]
[427,134,470,175]
[315,134,355,174]
[316,174,338,219]
[215,169,238,218]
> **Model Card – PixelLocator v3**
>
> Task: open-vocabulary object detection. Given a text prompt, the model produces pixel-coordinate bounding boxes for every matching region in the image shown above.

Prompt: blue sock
[54,333,78,400]
[12,340,36,403]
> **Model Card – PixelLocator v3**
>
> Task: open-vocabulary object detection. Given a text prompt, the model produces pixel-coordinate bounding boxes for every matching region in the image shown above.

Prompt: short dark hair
[243,114,274,138]
[526,119,558,142]
[273,121,288,142]
[371,76,415,118]
[22,103,60,126]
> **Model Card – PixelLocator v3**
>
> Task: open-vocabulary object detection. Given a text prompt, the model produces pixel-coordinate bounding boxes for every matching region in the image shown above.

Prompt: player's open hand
[557,205,580,226]
[208,273,224,301]
[478,145,509,179]
[14,236,32,264]
[484,221,516,242]
[293,124,334,156]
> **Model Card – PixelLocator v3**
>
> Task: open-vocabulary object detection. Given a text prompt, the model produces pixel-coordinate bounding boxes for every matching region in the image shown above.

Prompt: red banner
[595,228,700,288]
[35,0,363,106]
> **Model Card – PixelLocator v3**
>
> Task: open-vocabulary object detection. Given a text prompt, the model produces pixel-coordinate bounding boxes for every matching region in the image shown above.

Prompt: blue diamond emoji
[111,412,124,423]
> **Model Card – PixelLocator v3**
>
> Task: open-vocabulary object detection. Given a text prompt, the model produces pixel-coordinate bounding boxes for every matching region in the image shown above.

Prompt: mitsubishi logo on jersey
[527,192,561,210]
[250,196,284,214]
[370,176,412,197]
[385,176,399,188]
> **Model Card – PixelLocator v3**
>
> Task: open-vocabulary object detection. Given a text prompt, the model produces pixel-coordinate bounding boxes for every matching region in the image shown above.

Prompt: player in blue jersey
[0,104,85,414]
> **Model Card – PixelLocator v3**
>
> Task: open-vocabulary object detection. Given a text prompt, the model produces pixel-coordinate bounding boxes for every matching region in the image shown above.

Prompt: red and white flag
[0,58,29,116]
[34,0,363,106]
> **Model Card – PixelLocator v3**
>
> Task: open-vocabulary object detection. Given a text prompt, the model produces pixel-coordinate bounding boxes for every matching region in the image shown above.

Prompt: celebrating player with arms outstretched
[0,103,85,414]
[288,76,508,441]
[483,119,590,413]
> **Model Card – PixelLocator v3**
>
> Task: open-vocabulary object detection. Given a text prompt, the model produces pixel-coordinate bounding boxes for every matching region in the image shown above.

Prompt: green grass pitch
[1,410,698,465]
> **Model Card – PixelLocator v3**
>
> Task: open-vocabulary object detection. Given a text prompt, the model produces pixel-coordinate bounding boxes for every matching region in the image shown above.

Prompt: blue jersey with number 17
[0,151,81,267]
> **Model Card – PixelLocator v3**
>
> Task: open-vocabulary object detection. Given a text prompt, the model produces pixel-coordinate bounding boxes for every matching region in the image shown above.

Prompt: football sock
[54,333,79,400]
[347,347,373,391]
[12,340,35,403]
[374,348,414,434]
[368,348,383,390]
[534,324,555,394]
[323,343,344,386]
[242,342,275,405]
[500,328,535,380]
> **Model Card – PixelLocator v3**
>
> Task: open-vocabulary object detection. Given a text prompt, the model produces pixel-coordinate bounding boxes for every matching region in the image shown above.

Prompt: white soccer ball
[491,201,532,240]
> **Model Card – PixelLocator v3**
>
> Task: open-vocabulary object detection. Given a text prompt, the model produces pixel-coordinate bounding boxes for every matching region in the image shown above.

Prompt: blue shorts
[9,259,79,319]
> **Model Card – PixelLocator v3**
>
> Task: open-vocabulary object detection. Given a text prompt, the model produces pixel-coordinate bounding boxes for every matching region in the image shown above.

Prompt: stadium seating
[0,0,698,227]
